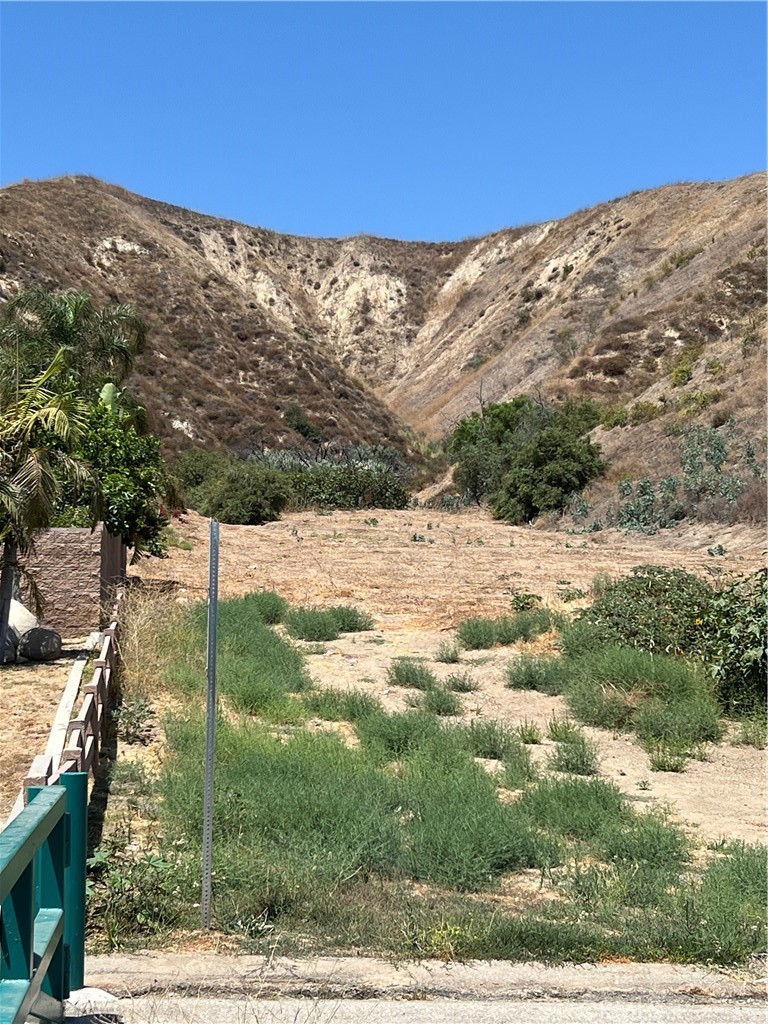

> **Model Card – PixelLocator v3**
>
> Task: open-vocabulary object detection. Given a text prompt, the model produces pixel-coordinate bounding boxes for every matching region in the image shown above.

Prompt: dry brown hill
[0,173,765,496]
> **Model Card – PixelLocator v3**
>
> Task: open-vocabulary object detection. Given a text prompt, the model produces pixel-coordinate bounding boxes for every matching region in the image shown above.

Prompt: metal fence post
[201,519,219,930]
[28,785,67,1006]
[59,772,88,990]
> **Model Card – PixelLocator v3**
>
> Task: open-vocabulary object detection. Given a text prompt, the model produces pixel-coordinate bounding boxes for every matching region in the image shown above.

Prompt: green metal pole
[60,773,88,991]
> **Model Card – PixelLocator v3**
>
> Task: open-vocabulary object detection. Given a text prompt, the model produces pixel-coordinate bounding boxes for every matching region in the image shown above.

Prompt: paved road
[65,995,768,1024]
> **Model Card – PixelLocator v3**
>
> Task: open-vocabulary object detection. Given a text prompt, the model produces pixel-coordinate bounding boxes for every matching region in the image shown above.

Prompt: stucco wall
[23,526,126,637]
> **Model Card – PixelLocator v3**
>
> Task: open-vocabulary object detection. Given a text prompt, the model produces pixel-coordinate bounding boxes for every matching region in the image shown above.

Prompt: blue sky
[1,2,765,241]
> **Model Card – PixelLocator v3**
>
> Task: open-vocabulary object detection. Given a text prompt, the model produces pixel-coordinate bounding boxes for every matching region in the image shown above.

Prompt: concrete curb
[85,954,767,1004]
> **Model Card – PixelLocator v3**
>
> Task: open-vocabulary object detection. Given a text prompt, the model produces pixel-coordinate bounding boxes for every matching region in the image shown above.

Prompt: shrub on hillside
[448,397,604,511]
[174,446,226,490]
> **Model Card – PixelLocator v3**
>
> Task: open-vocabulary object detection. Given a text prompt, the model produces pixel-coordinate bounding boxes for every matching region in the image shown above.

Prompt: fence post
[59,772,88,990]
[201,519,219,930]
[28,785,67,1005]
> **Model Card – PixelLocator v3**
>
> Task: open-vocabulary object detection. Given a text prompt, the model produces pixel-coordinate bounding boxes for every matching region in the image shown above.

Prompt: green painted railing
[0,773,88,1024]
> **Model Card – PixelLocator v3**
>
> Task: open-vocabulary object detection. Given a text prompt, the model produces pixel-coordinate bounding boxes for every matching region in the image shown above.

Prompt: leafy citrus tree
[61,404,169,557]
[0,353,93,655]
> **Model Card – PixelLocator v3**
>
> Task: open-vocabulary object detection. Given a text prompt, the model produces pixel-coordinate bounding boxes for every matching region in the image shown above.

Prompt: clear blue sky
[1,2,765,241]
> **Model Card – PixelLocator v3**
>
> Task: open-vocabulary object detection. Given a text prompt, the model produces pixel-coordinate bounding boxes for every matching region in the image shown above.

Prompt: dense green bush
[569,565,714,656]
[289,464,409,510]
[491,427,606,524]
[284,404,324,444]
[174,446,225,490]
[195,462,292,525]
[448,397,605,518]
[698,568,767,712]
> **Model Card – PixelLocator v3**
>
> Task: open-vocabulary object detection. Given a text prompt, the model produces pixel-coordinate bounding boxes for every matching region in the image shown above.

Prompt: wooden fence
[5,617,119,825]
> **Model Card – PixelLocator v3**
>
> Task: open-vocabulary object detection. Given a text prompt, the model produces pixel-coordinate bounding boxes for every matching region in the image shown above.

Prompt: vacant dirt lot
[0,651,85,821]
[129,509,766,847]
[136,509,764,629]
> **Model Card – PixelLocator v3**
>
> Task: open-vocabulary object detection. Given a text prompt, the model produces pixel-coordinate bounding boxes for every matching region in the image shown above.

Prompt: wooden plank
[94,635,111,668]
[44,652,88,775]
[23,755,52,792]
[66,693,95,740]
[82,665,103,696]
[60,727,84,771]
[82,734,96,773]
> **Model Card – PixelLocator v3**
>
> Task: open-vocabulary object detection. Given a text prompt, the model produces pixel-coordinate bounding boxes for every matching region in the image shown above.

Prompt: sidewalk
[79,952,767,1002]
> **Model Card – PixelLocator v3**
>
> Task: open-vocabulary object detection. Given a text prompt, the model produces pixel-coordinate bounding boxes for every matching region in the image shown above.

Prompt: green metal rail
[0,773,88,1024]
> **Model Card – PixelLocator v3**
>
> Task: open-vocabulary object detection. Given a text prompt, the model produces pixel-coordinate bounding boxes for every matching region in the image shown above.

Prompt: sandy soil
[130,509,766,848]
[0,647,86,821]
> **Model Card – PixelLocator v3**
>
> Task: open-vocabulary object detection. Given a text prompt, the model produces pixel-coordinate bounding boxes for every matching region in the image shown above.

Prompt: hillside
[0,173,765,504]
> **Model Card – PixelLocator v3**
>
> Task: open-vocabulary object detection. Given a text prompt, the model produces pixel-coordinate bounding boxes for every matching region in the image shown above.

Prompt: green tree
[67,406,168,556]
[448,397,604,510]
[0,287,146,404]
[0,353,93,655]
[491,427,606,524]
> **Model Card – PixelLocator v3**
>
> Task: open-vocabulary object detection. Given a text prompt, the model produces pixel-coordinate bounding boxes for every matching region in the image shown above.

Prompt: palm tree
[0,351,94,658]
[0,287,147,406]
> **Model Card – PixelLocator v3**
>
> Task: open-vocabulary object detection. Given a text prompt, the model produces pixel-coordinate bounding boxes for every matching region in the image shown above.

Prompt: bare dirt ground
[130,509,767,847]
[0,645,87,822]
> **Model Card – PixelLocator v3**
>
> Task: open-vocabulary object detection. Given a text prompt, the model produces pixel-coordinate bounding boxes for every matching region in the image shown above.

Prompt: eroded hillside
[0,173,764,490]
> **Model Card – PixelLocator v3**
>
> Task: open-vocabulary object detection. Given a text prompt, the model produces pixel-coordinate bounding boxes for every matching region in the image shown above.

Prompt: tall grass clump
[445,721,537,787]
[456,617,497,650]
[565,647,723,746]
[302,689,382,722]
[639,841,768,963]
[445,671,478,692]
[460,720,522,761]
[387,658,438,690]
[328,605,375,633]
[118,584,190,700]
[434,641,461,664]
[178,595,311,718]
[458,610,561,650]
[495,608,562,645]
[517,720,543,744]
[355,709,442,759]
[398,740,541,889]
[422,687,462,717]
[731,716,767,749]
[162,715,403,917]
[598,810,689,870]
[505,655,567,695]
[243,590,289,624]
[547,732,600,776]
[285,607,340,642]
[518,778,630,840]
